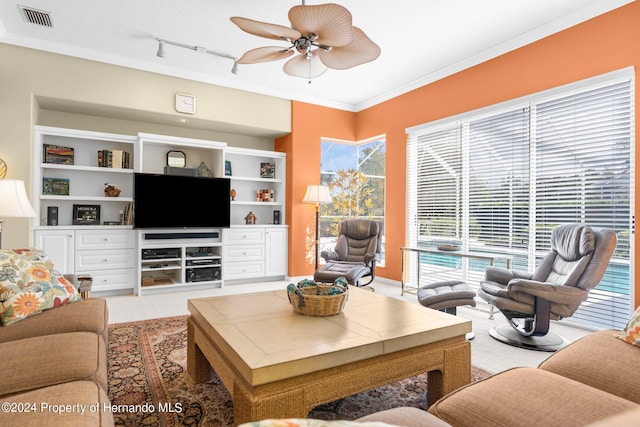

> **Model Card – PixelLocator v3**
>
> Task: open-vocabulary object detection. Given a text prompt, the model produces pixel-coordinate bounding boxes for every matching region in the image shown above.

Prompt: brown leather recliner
[479,223,617,351]
[313,219,382,287]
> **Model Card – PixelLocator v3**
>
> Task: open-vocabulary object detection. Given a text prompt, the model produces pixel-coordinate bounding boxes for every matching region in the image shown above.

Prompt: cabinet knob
[104,259,108,262]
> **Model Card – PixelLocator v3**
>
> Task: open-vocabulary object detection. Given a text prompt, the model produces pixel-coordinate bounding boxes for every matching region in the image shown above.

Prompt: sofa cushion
[0,298,109,344]
[357,407,451,426]
[0,332,107,397]
[0,381,113,427]
[585,407,640,427]
[0,249,81,326]
[618,305,640,347]
[239,420,399,427]
[539,329,640,404]
[428,367,637,427]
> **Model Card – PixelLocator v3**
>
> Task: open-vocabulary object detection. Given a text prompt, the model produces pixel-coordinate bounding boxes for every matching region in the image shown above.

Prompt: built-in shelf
[33,126,288,296]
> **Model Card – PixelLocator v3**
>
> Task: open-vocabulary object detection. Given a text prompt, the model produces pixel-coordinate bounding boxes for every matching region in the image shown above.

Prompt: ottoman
[418,280,476,339]
[313,261,370,287]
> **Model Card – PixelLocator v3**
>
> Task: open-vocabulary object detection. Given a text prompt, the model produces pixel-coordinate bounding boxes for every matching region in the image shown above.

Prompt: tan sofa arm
[539,329,640,404]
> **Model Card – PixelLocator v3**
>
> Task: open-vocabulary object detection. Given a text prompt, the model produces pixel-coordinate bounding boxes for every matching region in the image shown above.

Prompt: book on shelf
[42,177,70,196]
[43,144,74,165]
[121,202,133,225]
[98,149,130,169]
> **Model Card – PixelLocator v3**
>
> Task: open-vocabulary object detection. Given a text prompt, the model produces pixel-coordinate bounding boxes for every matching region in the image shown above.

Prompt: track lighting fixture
[156,40,166,58]
[155,38,239,75]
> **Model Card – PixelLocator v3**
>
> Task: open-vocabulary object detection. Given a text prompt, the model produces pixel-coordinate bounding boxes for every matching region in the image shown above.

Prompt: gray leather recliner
[479,223,617,351]
[313,219,382,287]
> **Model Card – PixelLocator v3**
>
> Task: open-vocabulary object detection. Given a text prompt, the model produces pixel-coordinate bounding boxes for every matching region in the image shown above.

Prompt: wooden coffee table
[187,286,471,425]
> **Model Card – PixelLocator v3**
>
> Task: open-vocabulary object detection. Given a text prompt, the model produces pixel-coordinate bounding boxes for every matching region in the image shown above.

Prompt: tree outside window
[320,137,386,263]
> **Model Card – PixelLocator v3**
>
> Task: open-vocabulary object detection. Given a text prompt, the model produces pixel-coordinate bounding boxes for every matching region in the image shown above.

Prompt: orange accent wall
[275,102,355,275]
[279,2,640,308]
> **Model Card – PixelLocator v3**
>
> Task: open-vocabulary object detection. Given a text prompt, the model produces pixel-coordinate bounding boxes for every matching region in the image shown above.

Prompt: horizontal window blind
[407,71,633,330]
[535,81,632,329]
[468,108,530,256]
[407,126,462,247]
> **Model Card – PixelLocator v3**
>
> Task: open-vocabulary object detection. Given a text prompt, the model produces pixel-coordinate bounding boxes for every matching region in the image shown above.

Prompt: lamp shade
[303,185,331,204]
[0,179,37,218]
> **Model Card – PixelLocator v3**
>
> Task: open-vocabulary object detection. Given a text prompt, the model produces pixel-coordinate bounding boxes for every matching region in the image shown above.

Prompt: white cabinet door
[265,227,287,277]
[34,229,75,274]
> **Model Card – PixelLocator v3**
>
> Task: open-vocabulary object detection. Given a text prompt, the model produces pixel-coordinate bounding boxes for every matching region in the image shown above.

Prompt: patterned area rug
[108,315,491,426]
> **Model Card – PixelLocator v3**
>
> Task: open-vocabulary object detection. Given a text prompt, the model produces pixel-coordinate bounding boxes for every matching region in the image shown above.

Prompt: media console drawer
[75,249,136,271]
[75,229,135,250]
[223,245,265,262]
[224,228,265,245]
[77,269,136,292]
[223,261,265,280]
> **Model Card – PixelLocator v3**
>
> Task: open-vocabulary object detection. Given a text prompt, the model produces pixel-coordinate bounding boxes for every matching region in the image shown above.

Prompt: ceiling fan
[230,1,380,81]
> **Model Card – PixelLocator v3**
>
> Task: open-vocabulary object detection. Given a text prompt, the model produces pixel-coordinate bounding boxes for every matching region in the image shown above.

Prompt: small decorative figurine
[104,183,121,197]
[244,211,257,224]
[230,188,237,201]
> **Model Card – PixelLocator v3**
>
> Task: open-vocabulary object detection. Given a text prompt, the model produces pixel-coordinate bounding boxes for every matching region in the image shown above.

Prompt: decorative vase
[230,188,237,201]
[196,161,213,177]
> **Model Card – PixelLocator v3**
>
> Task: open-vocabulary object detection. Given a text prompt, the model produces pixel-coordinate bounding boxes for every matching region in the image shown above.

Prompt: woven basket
[287,281,348,317]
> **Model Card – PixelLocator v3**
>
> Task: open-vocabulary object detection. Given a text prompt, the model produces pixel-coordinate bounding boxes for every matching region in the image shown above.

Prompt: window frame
[406,68,635,330]
[320,135,387,265]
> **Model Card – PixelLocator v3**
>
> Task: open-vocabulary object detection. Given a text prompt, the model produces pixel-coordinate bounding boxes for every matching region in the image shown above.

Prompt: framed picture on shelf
[42,177,70,195]
[72,204,101,225]
[225,160,232,176]
[260,162,275,179]
[43,144,74,165]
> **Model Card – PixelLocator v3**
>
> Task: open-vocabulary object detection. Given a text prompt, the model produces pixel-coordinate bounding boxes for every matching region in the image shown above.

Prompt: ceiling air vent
[18,5,53,28]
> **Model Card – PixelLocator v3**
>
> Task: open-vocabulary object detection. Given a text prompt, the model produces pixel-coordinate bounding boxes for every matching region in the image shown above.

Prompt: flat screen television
[133,173,230,229]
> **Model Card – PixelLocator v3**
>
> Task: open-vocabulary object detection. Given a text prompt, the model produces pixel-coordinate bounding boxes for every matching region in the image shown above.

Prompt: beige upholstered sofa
[0,249,113,427]
[357,328,640,427]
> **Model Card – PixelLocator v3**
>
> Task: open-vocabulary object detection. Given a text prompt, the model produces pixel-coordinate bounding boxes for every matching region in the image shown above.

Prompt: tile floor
[104,279,592,375]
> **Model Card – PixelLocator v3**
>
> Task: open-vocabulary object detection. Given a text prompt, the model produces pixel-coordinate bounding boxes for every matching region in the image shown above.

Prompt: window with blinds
[406,70,633,330]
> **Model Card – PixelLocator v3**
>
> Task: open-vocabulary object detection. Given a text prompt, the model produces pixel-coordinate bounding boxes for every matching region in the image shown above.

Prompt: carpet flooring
[108,315,491,426]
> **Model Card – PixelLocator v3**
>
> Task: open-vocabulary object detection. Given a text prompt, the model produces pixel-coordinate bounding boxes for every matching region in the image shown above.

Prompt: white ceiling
[0,0,634,112]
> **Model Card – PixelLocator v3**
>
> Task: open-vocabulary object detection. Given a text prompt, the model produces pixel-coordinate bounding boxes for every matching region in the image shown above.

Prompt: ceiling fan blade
[318,27,381,70]
[230,16,301,42]
[237,46,294,64]
[288,4,354,47]
[283,54,327,79]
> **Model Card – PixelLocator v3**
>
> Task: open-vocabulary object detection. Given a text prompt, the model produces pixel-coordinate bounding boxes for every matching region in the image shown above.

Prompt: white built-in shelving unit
[32,126,288,296]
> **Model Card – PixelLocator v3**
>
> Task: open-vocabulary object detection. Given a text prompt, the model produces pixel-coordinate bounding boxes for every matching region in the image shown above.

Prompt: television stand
[136,228,223,295]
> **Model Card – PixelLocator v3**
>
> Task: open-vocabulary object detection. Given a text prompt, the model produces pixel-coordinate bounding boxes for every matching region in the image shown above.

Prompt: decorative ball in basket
[287,277,348,317]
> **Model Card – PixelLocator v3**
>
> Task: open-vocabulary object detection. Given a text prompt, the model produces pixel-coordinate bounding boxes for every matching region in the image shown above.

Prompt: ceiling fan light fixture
[230,2,380,81]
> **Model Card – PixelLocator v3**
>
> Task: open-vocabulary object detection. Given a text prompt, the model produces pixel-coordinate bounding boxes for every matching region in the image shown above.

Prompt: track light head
[156,40,165,58]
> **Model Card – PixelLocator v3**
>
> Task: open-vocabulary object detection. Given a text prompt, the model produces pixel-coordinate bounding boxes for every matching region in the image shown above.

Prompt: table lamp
[0,179,37,248]
[303,185,332,270]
